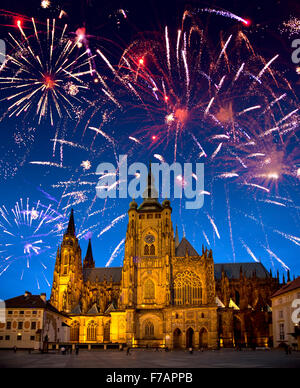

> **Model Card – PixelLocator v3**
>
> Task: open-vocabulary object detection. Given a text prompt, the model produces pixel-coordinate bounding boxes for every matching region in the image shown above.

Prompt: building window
[32,311,37,315]
[144,245,150,255]
[17,335,22,341]
[18,322,23,330]
[6,322,11,330]
[19,311,24,315]
[5,336,10,341]
[279,323,285,341]
[144,279,155,300]
[174,271,202,305]
[144,321,154,338]
[139,215,145,219]
[144,244,155,256]
[70,321,80,342]
[279,311,283,319]
[86,321,97,342]
[30,336,35,341]
[147,214,153,219]
[8,311,13,315]
[155,214,161,219]
[31,322,36,330]
[0,336,3,340]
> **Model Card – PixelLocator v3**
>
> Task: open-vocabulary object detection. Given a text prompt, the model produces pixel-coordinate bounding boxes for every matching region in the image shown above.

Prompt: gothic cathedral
[50,171,281,349]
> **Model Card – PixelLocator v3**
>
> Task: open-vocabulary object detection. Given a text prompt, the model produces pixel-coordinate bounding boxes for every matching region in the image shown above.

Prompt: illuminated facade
[50,171,280,349]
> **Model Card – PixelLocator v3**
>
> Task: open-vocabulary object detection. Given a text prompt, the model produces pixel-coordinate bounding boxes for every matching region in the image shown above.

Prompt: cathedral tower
[50,210,83,312]
[121,167,175,309]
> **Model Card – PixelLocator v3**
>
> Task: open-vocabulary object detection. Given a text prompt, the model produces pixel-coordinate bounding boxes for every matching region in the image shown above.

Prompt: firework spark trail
[211,143,222,159]
[257,54,279,80]
[105,238,125,267]
[225,185,235,262]
[198,8,250,25]
[203,231,210,246]
[206,213,220,239]
[97,214,127,238]
[264,247,290,271]
[50,139,88,151]
[129,136,142,144]
[240,239,259,262]
[30,161,65,168]
[273,230,300,247]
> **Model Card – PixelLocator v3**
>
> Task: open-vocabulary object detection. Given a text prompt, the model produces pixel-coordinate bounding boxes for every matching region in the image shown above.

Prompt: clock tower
[120,166,175,313]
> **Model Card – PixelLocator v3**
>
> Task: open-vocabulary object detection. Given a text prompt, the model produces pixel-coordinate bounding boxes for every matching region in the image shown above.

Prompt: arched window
[103,322,110,342]
[150,244,155,255]
[144,321,154,338]
[70,321,80,342]
[144,245,149,255]
[144,279,155,299]
[87,320,97,341]
[174,271,202,305]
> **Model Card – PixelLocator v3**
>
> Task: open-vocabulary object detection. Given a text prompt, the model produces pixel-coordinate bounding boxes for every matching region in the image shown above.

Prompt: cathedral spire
[66,209,76,236]
[83,239,95,269]
[138,162,162,211]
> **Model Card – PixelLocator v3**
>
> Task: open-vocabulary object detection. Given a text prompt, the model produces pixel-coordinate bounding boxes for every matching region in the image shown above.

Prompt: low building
[0,291,71,350]
[271,277,300,349]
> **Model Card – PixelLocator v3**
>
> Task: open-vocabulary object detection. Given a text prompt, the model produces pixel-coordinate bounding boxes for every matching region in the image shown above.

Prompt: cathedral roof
[175,237,199,257]
[83,267,122,283]
[214,262,270,280]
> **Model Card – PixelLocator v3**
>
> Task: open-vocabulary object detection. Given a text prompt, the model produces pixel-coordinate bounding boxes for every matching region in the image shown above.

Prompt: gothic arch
[144,278,155,300]
[144,320,155,338]
[70,320,80,342]
[173,328,182,349]
[186,327,194,348]
[86,320,97,342]
[174,271,202,305]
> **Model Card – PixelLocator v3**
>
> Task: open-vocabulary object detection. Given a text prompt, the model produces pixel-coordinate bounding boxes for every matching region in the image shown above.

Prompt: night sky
[0,0,299,300]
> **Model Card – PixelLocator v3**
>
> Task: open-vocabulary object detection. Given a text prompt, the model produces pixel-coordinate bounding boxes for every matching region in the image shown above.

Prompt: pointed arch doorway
[186,327,194,348]
[173,328,182,349]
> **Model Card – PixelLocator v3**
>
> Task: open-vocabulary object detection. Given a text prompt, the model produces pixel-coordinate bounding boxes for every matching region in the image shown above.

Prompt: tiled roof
[175,238,199,257]
[271,276,300,298]
[5,294,67,317]
[214,262,270,280]
[83,267,122,283]
[5,294,47,308]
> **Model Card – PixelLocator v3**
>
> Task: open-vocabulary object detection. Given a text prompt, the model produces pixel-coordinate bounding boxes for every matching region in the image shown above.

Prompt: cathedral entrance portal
[173,328,182,349]
[186,328,194,349]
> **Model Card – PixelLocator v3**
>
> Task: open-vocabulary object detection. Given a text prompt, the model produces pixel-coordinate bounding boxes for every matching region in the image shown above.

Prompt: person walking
[75,343,79,355]
[126,346,131,355]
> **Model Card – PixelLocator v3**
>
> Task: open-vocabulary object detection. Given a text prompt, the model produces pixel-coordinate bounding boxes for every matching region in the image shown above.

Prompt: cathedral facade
[50,173,281,349]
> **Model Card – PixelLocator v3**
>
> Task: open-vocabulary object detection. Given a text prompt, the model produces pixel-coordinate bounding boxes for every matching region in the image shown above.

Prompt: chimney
[40,293,46,303]
[24,291,32,297]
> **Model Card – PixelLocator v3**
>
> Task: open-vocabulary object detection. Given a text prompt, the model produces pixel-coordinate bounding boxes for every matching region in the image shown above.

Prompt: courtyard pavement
[0,348,300,368]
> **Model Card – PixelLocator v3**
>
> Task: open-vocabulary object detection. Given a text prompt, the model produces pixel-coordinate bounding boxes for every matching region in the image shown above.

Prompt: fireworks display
[0,2,299,298]
[0,18,92,124]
